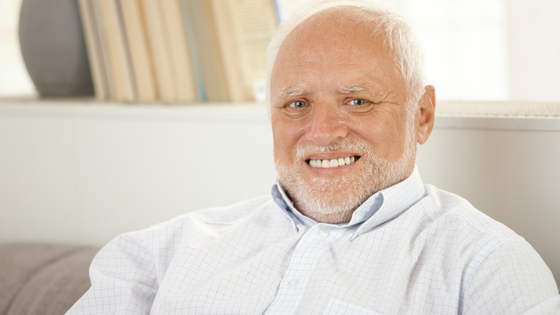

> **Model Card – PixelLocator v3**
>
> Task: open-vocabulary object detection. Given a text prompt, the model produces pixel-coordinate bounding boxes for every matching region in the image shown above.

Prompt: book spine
[77,0,109,100]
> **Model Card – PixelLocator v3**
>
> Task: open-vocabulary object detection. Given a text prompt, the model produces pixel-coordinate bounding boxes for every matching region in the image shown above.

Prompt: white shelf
[0,99,269,124]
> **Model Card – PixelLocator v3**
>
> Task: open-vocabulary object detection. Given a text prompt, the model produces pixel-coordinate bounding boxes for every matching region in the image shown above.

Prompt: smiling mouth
[306,156,361,168]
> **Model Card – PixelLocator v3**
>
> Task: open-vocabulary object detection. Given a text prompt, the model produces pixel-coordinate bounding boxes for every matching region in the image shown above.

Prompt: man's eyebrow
[339,84,370,94]
[277,87,307,98]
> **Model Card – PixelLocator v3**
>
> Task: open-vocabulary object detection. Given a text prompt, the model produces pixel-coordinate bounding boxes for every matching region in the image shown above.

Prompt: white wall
[0,100,558,283]
[0,101,276,245]
[278,0,560,102]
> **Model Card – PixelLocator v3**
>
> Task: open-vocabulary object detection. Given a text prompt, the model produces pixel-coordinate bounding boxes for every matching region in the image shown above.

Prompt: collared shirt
[67,168,560,314]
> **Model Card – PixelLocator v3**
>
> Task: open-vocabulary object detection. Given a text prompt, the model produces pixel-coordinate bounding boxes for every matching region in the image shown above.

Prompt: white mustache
[295,140,371,161]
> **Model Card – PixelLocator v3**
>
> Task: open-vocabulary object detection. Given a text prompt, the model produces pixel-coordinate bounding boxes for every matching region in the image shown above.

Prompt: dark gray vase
[19,0,94,97]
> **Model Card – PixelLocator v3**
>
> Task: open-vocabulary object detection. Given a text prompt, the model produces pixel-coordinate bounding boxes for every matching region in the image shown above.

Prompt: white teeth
[309,156,358,168]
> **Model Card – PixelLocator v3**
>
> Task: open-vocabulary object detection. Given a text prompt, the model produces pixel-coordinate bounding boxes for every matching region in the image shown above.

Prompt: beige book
[210,0,245,102]
[199,0,277,101]
[187,0,230,102]
[140,0,177,102]
[99,0,136,101]
[119,0,157,101]
[159,0,199,102]
[209,0,278,102]
[92,0,116,98]
[78,0,110,100]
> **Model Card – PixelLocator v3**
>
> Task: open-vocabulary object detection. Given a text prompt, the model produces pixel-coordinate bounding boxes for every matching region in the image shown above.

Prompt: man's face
[270,11,424,223]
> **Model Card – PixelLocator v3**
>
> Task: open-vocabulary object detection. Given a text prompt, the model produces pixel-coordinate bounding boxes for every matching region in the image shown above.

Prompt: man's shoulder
[108,195,275,247]
[417,186,560,313]
[92,194,287,274]
[150,194,275,230]
[418,184,526,245]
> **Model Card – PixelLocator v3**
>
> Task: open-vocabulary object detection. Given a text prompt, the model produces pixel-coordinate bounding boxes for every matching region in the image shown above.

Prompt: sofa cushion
[0,243,99,315]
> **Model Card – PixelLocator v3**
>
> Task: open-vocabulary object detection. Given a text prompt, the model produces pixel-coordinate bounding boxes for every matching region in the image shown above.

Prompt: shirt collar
[271,166,425,239]
[271,180,315,231]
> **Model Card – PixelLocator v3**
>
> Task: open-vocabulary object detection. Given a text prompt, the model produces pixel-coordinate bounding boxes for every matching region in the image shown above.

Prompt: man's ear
[416,85,436,145]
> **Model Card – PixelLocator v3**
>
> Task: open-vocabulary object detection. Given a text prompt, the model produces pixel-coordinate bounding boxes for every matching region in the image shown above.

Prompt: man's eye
[349,99,367,106]
[289,101,307,109]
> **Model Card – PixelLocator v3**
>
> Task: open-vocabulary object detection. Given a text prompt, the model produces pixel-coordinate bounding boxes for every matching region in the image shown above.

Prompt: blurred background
[2,0,560,101]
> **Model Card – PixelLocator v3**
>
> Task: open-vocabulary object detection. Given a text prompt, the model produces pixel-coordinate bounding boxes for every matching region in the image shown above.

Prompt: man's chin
[295,191,365,218]
[278,171,373,219]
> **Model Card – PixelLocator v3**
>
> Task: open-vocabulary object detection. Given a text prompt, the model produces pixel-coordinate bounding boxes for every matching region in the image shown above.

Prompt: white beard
[275,112,417,222]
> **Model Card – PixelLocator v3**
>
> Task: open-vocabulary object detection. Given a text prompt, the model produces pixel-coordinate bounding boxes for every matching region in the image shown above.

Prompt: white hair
[265,0,427,112]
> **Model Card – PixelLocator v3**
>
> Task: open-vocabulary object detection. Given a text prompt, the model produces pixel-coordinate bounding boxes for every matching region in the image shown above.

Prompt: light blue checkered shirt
[67,168,560,314]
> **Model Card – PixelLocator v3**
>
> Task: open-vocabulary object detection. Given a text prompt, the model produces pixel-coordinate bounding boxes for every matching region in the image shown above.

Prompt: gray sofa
[0,243,100,315]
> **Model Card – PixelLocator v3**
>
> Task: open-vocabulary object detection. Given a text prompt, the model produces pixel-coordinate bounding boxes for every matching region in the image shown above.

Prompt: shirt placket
[265,224,338,314]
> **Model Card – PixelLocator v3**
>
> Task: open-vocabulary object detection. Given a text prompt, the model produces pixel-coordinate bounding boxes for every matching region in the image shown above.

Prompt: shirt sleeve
[463,241,560,314]
[66,232,159,315]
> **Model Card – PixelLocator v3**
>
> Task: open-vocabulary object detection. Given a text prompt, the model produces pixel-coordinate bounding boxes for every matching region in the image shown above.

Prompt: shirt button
[288,279,300,288]
[319,228,329,238]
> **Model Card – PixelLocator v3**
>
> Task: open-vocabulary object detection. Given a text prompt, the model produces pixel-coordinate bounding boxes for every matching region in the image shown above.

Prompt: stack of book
[78,0,278,103]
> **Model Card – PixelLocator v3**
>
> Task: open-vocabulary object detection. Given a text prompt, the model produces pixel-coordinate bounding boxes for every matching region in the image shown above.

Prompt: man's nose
[305,104,348,146]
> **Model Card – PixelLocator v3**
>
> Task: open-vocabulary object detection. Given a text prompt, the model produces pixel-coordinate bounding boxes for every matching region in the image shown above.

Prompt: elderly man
[68,0,559,314]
